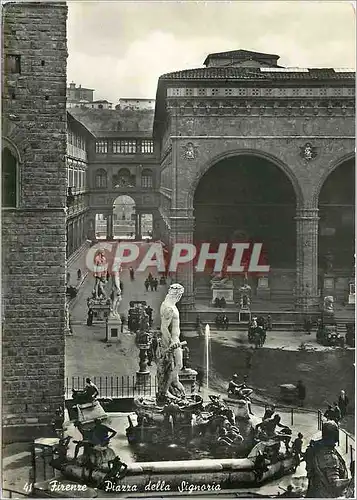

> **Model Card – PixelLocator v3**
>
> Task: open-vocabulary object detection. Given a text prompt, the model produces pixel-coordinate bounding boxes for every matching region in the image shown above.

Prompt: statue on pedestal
[157,283,187,404]
[109,259,122,319]
[93,250,108,300]
[323,296,334,314]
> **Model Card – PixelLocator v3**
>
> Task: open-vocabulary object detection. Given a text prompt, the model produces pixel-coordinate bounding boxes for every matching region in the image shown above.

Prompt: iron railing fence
[65,375,158,399]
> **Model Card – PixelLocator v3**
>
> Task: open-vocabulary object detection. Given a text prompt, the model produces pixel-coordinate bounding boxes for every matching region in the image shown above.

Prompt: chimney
[69,82,75,89]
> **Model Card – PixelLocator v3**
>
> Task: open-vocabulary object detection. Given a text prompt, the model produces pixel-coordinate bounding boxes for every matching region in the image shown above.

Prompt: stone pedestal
[256,276,271,299]
[106,315,121,343]
[136,343,151,387]
[238,309,251,323]
[323,275,335,295]
[90,300,111,323]
[211,280,235,305]
[179,368,197,394]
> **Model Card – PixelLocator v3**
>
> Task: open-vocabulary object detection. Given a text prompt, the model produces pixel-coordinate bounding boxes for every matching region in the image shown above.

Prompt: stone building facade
[69,107,160,242]
[66,111,93,262]
[2,2,67,439]
[153,50,355,314]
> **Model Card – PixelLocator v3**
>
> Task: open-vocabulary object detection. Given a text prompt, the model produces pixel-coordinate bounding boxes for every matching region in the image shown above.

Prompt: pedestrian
[291,432,304,462]
[77,268,82,281]
[129,267,135,281]
[324,404,335,421]
[195,315,203,337]
[215,314,221,330]
[144,279,150,292]
[86,308,93,326]
[296,380,306,407]
[303,315,312,335]
[332,402,341,424]
[267,314,273,331]
[84,378,99,400]
[196,367,204,392]
[145,305,153,327]
[149,278,155,292]
[147,344,153,366]
[338,390,349,418]
[151,332,158,360]
[153,278,158,291]
[120,313,125,333]
[222,314,229,331]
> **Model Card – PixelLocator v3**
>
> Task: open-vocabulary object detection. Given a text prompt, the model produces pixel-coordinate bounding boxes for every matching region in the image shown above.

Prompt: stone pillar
[295,207,319,311]
[169,212,195,314]
[106,214,113,240]
[87,214,95,240]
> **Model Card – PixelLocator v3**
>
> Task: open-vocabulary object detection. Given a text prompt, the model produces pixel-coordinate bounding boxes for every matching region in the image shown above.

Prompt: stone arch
[112,194,136,239]
[2,136,21,208]
[187,148,303,208]
[312,151,355,206]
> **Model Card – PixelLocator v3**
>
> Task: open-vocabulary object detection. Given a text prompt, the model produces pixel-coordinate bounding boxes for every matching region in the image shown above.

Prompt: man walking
[296,380,306,407]
[338,390,349,418]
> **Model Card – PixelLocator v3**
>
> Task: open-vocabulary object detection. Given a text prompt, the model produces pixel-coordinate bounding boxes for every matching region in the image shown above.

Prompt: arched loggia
[318,158,355,300]
[193,154,297,304]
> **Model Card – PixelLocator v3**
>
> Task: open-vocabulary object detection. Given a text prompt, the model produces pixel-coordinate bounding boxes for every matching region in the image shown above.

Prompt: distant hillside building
[66,82,94,108]
[85,99,113,110]
[117,98,155,111]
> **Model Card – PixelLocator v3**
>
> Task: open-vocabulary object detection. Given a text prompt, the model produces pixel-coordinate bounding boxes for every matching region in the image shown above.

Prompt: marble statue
[93,250,108,299]
[156,283,186,404]
[323,296,334,314]
[109,259,122,318]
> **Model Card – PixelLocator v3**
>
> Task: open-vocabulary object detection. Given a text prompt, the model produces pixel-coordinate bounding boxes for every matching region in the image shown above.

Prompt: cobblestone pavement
[66,261,167,380]
[184,326,354,352]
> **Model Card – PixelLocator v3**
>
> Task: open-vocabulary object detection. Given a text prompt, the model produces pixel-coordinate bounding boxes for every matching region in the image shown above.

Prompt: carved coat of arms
[182,142,198,160]
[300,143,317,161]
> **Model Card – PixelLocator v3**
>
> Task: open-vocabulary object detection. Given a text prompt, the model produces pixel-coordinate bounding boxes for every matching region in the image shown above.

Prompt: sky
[67,1,356,103]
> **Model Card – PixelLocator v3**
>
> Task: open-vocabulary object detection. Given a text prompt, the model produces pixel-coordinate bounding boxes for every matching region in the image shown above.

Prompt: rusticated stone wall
[2,2,67,440]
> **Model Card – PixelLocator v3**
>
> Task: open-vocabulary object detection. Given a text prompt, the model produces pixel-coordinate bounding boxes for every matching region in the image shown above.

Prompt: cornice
[165,98,355,117]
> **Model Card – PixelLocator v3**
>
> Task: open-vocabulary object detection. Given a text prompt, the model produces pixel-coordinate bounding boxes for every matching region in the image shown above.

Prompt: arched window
[2,147,17,207]
[95,168,107,188]
[141,168,153,188]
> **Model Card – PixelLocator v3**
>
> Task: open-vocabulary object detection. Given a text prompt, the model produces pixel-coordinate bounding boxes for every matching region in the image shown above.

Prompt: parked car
[316,323,344,347]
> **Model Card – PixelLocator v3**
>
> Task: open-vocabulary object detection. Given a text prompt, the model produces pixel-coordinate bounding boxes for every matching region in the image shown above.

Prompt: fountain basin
[52,455,296,493]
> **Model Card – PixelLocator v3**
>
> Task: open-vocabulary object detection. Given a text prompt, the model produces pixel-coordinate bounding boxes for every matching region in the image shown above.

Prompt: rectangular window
[5,55,21,74]
[95,141,108,154]
[141,140,154,154]
[112,140,137,154]
[141,175,153,188]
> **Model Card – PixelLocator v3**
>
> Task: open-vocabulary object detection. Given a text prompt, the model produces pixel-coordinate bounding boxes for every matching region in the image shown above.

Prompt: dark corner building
[1,0,355,443]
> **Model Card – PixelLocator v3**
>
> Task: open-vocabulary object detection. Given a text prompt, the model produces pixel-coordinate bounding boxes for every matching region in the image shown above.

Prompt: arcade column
[135,213,142,240]
[106,214,113,240]
[295,207,320,311]
[169,213,195,316]
[87,214,96,240]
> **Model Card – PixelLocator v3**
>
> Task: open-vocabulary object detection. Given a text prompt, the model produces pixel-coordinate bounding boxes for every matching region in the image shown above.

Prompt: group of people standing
[144,272,164,292]
[215,313,229,330]
[324,390,349,423]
